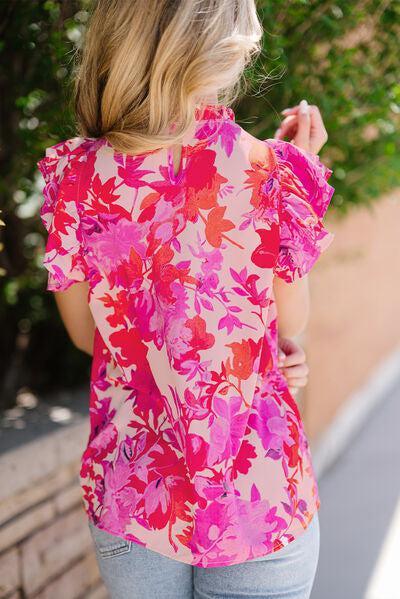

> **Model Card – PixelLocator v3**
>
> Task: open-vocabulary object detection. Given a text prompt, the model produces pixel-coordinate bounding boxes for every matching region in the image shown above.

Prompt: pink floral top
[37,104,334,568]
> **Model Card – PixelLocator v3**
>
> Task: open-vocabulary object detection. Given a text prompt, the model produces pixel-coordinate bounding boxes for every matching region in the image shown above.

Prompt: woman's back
[37,101,334,568]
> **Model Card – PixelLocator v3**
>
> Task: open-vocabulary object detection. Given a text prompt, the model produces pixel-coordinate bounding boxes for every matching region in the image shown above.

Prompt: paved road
[311,376,400,599]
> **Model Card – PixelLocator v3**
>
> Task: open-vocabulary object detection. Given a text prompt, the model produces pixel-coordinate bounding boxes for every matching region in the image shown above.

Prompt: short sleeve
[37,137,90,292]
[267,138,335,283]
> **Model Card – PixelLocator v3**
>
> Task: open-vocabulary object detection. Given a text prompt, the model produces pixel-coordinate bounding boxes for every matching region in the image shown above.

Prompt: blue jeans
[88,511,320,599]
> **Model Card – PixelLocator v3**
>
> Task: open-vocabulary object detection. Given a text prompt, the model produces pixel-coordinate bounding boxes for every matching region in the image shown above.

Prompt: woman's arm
[271,100,329,339]
[278,336,309,396]
[273,275,310,338]
[53,282,95,356]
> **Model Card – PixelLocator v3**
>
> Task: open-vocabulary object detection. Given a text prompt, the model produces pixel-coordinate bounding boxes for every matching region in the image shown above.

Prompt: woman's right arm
[272,99,330,338]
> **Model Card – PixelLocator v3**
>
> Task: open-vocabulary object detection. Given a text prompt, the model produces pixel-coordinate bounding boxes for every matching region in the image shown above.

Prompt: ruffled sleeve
[37,137,91,292]
[267,138,335,283]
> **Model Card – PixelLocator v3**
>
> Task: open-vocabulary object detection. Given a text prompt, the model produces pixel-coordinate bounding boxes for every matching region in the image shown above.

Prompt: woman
[37,1,334,597]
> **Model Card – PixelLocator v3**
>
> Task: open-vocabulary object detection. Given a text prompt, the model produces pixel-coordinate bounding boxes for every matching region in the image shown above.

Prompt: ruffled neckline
[194,103,235,122]
[37,103,236,172]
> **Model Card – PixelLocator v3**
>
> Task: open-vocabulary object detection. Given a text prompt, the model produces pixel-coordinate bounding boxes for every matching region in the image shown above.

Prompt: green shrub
[1,0,399,405]
[237,0,400,212]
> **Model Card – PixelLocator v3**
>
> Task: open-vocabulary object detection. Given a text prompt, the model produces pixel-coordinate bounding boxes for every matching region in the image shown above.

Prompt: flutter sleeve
[37,137,90,292]
[267,138,335,283]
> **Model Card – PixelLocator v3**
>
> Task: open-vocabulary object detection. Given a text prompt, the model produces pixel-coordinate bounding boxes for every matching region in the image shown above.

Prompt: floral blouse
[37,103,335,568]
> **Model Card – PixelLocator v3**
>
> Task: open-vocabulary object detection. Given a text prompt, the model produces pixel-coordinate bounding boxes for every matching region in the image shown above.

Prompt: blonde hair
[73,0,263,155]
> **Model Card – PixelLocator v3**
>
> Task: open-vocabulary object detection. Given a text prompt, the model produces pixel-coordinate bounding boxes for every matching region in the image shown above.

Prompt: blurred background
[0,1,399,598]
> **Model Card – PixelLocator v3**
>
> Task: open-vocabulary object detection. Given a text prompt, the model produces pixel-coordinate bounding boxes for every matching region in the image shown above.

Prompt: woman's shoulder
[37,136,107,187]
[39,135,100,160]
[240,129,331,178]
[241,130,334,211]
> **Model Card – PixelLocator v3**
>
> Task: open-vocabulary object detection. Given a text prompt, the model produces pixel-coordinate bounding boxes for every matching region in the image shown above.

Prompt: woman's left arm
[273,275,310,338]
[53,282,95,356]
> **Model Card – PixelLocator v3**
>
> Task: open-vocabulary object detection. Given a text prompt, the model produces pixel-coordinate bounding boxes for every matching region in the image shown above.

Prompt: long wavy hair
[73,0,263,155]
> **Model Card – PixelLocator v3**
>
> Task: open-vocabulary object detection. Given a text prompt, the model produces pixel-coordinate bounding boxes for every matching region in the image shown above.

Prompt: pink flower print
[248,396,292,460]
[38,110,333,567]
[166,316,193,359]
[230,266,270,310]
[85,422,118,461]
[207,396,249,467]
[217,312,244,336]
[189,500,231,564]
[101,460,140,529]
[116,154,153,188]
[218,497,287,561]
[251,226,279,269]
[150,165,185,206]
[196,119,240,158]
[90,219,148,274]
[189,232,224,271]
[194,471,236,503]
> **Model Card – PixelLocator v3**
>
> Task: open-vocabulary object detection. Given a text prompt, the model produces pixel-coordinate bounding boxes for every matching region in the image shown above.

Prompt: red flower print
[109,327,148,370]
[185,315,215,354]
[184,150,228,221]
[251,226,279,268]
[37,107,333,567]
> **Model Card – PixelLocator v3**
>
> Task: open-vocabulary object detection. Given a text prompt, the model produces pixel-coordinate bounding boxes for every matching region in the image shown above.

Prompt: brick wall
[0,421,107,599]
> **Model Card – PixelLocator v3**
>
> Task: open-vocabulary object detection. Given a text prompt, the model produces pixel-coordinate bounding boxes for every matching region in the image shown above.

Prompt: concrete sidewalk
[311,375,400,599]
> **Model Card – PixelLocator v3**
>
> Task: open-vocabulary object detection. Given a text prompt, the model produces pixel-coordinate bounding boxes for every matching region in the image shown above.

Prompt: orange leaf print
[127,246,143,279]
[196,171,227,211]
[225,339,257,381]
[205,206,235,248]
[140,191,160,210]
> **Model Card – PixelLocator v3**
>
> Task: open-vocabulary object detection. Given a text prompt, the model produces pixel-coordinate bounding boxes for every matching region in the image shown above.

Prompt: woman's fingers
[275,101,329,154]
[278,339,306,368]
[308,106,328,153]
[281,107,295,115]
[281,363,309,380]
[274,114,297,140]
[278,336,309,393]
[292,99,311,150]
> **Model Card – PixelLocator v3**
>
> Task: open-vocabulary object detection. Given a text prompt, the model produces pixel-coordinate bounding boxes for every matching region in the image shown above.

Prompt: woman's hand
[278,337,309,396]
[274,99,328,155]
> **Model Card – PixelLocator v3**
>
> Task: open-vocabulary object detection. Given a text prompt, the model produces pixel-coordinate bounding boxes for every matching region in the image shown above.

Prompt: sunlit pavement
[311,375,400,599]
